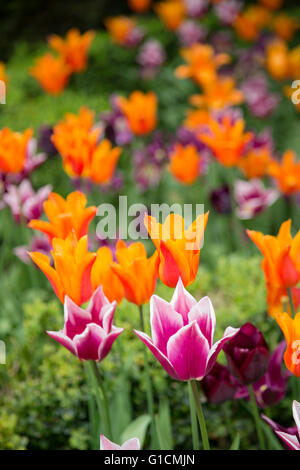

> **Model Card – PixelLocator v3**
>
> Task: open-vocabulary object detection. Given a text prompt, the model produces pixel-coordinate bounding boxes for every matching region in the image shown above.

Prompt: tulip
[91,246,124,304]
[184,0,208,19]
[238,145,273,179]
[168,143,202,185]
[214,0,242,26]
[118,91,157,136]
[105,17,144,48]
[210,185,232,215]
[29,53,71,95]
[37,125,56,157]
[29,233,96,305]
[235,341,290,408]
[234,179,278,220]
[48,28,95,73]
[111,240,158,306]
[134,278,239,381]
[14,235,51,265]
[128,0,151,13]
[223,323,270,385]
[190,77,244,110]
[176,20,207,47]
[233,6,271,42]
[47,286,123,361]
[155,1,186,31]
[202,362,240,404]
[263,401,300,450]
[276,312,300,378]
[0,128,33,175]
[137,39,166,77]
[144,212,208,287]
[100,434,140,450]
[268,150,300,195]
[28,191,97,243]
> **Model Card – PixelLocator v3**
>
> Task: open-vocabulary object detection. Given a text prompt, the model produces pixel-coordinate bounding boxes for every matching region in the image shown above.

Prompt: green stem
[248,384,265,450]
[91,360,113,439]
[287,287,296,317]
[190,380,210,450]
[188,381,200,450]
[138,304,158,448]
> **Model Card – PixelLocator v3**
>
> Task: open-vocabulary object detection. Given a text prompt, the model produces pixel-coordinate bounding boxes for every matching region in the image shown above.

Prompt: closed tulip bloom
[223,322,270,385]
[48,28,95,73]
[100,434,140,450]
[89,139,121,184]
[0,128,33,175]
[91,246,124,304]
[28,191,97,243]
[29,233,96,305]
[29,53,71,95]
[111,240,158,306]
[134,278,239,381]
[268,150,300,195]
[263,401,300,450]
[265,40,290,81]
[128,0,151,13]
[118,91,157,136]
[168,143,202,185]
[155,1,186,31]
[276,312,300,378]
[144,212,208,287]
[47,286,123,361]
[202,362,240,404]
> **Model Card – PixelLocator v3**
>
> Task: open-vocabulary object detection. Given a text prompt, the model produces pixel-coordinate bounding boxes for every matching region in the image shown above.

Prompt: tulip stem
[190,380,210,450]
[248,384,266,450]
[287,287,296,317]
[138,305,158,448]
[91,361,113,439]
[188,381,200,450]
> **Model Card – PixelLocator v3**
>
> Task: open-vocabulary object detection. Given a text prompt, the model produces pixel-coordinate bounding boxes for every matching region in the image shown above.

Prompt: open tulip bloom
[134,278,239,381]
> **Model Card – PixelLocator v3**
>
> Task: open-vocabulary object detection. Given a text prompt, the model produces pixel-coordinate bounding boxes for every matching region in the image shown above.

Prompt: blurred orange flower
[267,284,300,318]
[52,107,121,183]
[289,46,300,79]
[168,143,201,185]
[105,16,136,45]
[176,44,230,86]
[29,53,71,95]
[272,14,299,42]
[258,0,283,9]
[284,85,300,114]
[128,0,152,12]
[48,28,95,73]
[238,146,274,179]
[265,40,290,81]
[0,128,32,174]
[268,150,300,195]
[91,246,124,304]
[29,233,96,305]
[0,62,8,86]
[276,312,300,377]
[190,77,244,110]
[111,240,158,306]
[28,191,97,243]
[199,115,253,167]
[119,91,157,135]
[144,212,208,287]
[184,108,210,131]
[234,6,271,42]
[154,1,186,31]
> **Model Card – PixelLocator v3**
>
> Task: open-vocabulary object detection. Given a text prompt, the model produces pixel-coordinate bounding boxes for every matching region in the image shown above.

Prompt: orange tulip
[144,212,209,287]
[48,28,95,73]
[111,240,158,306]
[238,146,274,179]
[276,312,300,377]
[52,107,121,182]
[199,115,253,167]
[29,233,96,305]
[268,150,300,195]
[168,144,201,185]
[184,108,210,131]
[289,46,300,79]
[272,14,299,42]
[28,191,97,243]
[0,128,32,174]
[91,246,124,304]
[234,6,271,42]
[265,40,290,81]
[258,0,283,9]
[128,0,152,12]
[0,62,8,86]
[266,283,300,318]
[29,53,71,95]
[105,16,137,45]
[284,85,300,114]
[176,44,230,87]
[190,77,244,110]
[154,1,186,31]
[119,91,157,135]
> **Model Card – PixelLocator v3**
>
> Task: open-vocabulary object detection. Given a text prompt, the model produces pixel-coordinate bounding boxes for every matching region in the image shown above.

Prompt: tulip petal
[121,438,140,450]
[188,296,216,347]
[150,295,183,355]
[100,435,121,450]
[275,431,300,450]
[64,296,92,339]
[47,330,77,356]
[167,322,209,381]
[73,323,106,361]
[87,285,110,323]
[170,277,196,323]
[293,400,300,436]
[98,326,123,361]
[207,327,240,373]
[240,346,270,385]
[134,330,179,380]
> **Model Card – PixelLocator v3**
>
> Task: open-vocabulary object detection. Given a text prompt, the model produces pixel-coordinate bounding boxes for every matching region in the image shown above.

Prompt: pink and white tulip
[234,179,278,220]
[100,434,140,450]
[47,286,123,361]
[134,278,239,381]
[275,401,300,450]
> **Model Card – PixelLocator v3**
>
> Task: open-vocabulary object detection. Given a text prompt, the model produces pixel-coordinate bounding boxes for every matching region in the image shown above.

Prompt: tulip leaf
[155,398,173,450]
[230,434,240,450]
[121,414,151,449]
[262,423,283,450]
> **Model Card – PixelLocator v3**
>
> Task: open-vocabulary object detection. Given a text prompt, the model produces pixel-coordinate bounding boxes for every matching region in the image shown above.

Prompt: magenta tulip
[263,401,300,450]
[100,434,140,450]
[202,362,240,404]
[134,278,239,381]
[47,286,123,361]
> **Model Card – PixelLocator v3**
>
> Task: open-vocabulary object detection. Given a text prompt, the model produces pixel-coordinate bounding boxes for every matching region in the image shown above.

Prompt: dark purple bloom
[38,125,57,156]
[211,31,234,54]
[210,185,232,214]
[242,74,280,118]
[202,362,240,404]
[223,322,270,386]
[101,95,133,146]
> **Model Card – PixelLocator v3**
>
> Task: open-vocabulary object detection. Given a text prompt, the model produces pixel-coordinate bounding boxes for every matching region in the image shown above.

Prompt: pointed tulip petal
[170,277,196,323]
[98,327,123,361]
[188,296,216,347]
[73,324,106,361]
[100,435,121,450]
[64,296,91,339]
[121,438,140,450]
[47,330,77,356]
[207,327,240,373]
[276,431,300,450]
[150,295,183,355]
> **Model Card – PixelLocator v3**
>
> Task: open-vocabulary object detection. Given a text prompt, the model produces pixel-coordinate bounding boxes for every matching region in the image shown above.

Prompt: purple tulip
[176,20,207,47]
[100,435,140,450]
[214,0,242,26]
[210,185,232,215]
[202,362,240,404]
[241,74,280,118]
[211,31,234,54]
[262,401,300,450]
[234,179,278,220]
[2,180,51,224]
[38,125,57,156]
[223,323,270,386]
[184,0,209,18]
[101,96,133,146]
[137,39,166,77]
[14,235,51,264]
[134,278,239,381]
[235,341,290,408]
[47,286,123,361]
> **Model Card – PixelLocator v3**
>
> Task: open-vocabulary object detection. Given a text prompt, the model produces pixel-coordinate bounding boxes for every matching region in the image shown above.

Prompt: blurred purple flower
[124,26,145,48]
[242,74,280,118]
[210,185,232,214]
[38,125,57,156]
[177,20,207,47]
[133,133,167,192]
[14,235,51,264]
[234,179,278,220]
[101,95,133,146]
[202,362,240,404]
[184,0,209,18]
[137,39,166,77]
[214,0,242,26]
[211,31,234,53]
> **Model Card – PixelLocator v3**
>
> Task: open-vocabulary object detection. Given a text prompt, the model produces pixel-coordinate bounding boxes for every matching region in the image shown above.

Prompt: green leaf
[230,434,240,450]
[262,423,283,450]
[121,414,151,449]
[155,398,173,450]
